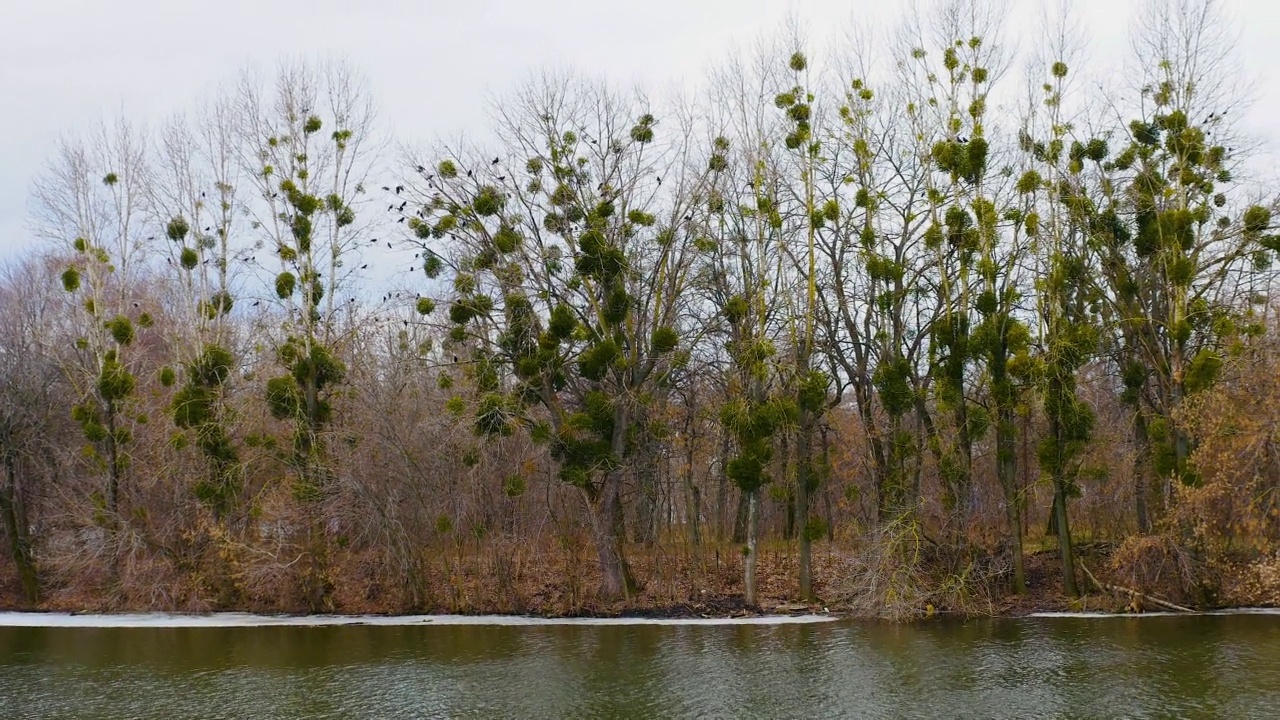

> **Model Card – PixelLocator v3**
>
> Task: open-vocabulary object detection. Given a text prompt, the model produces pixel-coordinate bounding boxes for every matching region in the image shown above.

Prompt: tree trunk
[1052,470,1079,598]
[586,472,636,600]
[781,434,795,540]
[876,416,900,523]
[821,427,835,543]
[744,488,760,607]
[949,396,974,544]
[796,425,813,602]
[0,449,38,605]
[732,489,748,544]
[1133,411,1152,534]
[303,514,331,612]
[996,407,1025,593]
[684,440,702,546]
[635,450,658,546]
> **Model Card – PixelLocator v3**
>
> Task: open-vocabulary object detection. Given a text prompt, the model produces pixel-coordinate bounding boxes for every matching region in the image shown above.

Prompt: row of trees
[2,0,1276,613]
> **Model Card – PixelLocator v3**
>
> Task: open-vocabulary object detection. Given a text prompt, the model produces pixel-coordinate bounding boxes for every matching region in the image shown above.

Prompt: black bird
[370,238,378,243]
[466,169,473,177]
[382,186,390,191]
[253,301,260,307]
[398,201,407,211]
[205,226,210,232]
[957,135,968,143]
[388,204,394,211]
[132,302,139,307]
[491,157,500,165]
[395,185,405,194]
[497,176,506,182]
[452,355,458,363]
[361,264,368,269]
[416,165,425,173]
[387,242,393,248]
[656,176,662,186]
[397,217,405,223]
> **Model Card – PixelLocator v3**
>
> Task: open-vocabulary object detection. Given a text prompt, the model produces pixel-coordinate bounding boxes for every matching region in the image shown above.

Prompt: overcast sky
[4,0,1280,267]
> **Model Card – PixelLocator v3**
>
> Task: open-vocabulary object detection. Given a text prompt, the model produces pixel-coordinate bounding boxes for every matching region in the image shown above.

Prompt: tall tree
[1095,0,1275,528]
[239,62,378,610]
[401,75,705,600]
[773,46,832,602]
[32,120,152,581]
[1021,41,1102,598]
[0,260,71,604]
[151,98,246,522]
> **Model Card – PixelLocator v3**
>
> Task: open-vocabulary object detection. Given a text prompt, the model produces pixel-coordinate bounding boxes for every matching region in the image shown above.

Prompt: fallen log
[1078,561,1195,614]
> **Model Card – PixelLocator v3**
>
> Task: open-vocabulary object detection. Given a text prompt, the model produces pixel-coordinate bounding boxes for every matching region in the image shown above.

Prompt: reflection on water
[1,615,1279,718]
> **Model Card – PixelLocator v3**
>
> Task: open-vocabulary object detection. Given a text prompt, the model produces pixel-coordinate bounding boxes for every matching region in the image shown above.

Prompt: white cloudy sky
[3,0,1279,266]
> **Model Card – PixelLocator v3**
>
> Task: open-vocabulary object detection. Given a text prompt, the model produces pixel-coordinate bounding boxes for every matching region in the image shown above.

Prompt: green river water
[0,612,1278,718]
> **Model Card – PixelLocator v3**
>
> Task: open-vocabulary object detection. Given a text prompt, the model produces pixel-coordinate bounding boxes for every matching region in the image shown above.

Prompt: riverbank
[2,539,1274,620]
[2,607,1279,628]
[0,611,839,627]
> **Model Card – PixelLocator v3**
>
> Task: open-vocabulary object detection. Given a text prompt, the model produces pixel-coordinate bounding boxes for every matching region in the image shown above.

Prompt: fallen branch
[1078,561,1194,613]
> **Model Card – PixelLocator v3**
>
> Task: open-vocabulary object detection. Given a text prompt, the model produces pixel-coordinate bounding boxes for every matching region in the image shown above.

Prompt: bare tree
[236,60,381,610]
[31,119,154,581]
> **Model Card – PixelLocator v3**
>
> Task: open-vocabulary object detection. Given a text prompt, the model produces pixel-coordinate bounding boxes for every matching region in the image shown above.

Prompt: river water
[1,611,1277,718]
